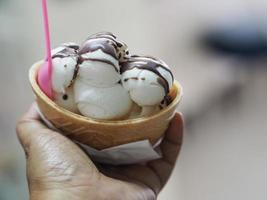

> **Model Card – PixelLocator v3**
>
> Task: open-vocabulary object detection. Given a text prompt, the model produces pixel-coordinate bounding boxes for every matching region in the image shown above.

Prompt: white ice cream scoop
[77,32,130,87]
[52,56,77,93]
[51,43,79,112]
[54,86,79,113]
[88,32,130,63]
[121,56,174,116]
[78,49,121,87]
[51,44,79,93]
[74,78,132,120]
[72,32,133,119]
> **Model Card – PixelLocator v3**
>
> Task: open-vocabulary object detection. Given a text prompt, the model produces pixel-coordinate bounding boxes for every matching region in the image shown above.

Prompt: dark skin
[16,103,183,200]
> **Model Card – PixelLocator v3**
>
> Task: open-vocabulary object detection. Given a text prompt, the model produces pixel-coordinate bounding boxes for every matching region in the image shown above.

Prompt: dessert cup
[29,61,183,150]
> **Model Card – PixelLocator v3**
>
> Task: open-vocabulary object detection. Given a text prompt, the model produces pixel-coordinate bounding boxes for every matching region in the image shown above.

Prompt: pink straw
[38,0,53,99]
[42,0,52,74]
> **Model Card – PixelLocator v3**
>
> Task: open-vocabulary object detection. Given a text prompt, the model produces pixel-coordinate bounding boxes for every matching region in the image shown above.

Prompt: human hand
[16,103,183,200]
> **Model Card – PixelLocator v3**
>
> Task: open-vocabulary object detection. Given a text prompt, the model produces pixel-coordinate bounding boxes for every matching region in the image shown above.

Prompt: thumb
[16,104,101,198]
[16,103,48,155]
[16,102,97,169]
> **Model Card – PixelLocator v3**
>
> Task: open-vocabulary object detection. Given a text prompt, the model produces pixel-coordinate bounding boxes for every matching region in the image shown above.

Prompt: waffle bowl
[29,61,183,150]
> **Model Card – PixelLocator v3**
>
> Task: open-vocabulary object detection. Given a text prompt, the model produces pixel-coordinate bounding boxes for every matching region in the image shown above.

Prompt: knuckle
[16,118,25,137]
[16,118,30,140]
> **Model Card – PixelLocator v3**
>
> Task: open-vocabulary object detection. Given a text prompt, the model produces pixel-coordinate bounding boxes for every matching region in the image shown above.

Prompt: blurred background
[1,0,267,199]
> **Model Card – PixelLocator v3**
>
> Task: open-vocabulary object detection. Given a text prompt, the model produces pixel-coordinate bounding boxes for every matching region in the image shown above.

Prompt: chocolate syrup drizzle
[52,44,79,59]
[89,32,124,49]
[63,43,80,51]
[51,33,174,105]
[77,32,129,73]
[78,38,118,60]
[52,32,127,87]
[87,32,129,62]
[121,55,174,95]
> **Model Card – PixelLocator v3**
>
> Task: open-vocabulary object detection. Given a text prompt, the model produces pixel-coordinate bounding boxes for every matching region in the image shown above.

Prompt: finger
[104,113,184,195]
[16,103,48,153]
[161,112,183,164]
[147,112,184,191]
[17,104,99,186]
[165,112,183,145]
[100,164,162,195]
[20,102,42,122]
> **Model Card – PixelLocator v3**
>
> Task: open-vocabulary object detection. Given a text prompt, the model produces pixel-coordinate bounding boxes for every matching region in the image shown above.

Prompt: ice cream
[121,55,174,116]
[51,43,80,113]
[88,32,130,63]
[32,0,182,151]
[74,79,132,119]
[74,32,132,119]
[51,43,79,92]
[46,32,174,120]
[53,87,78,113]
